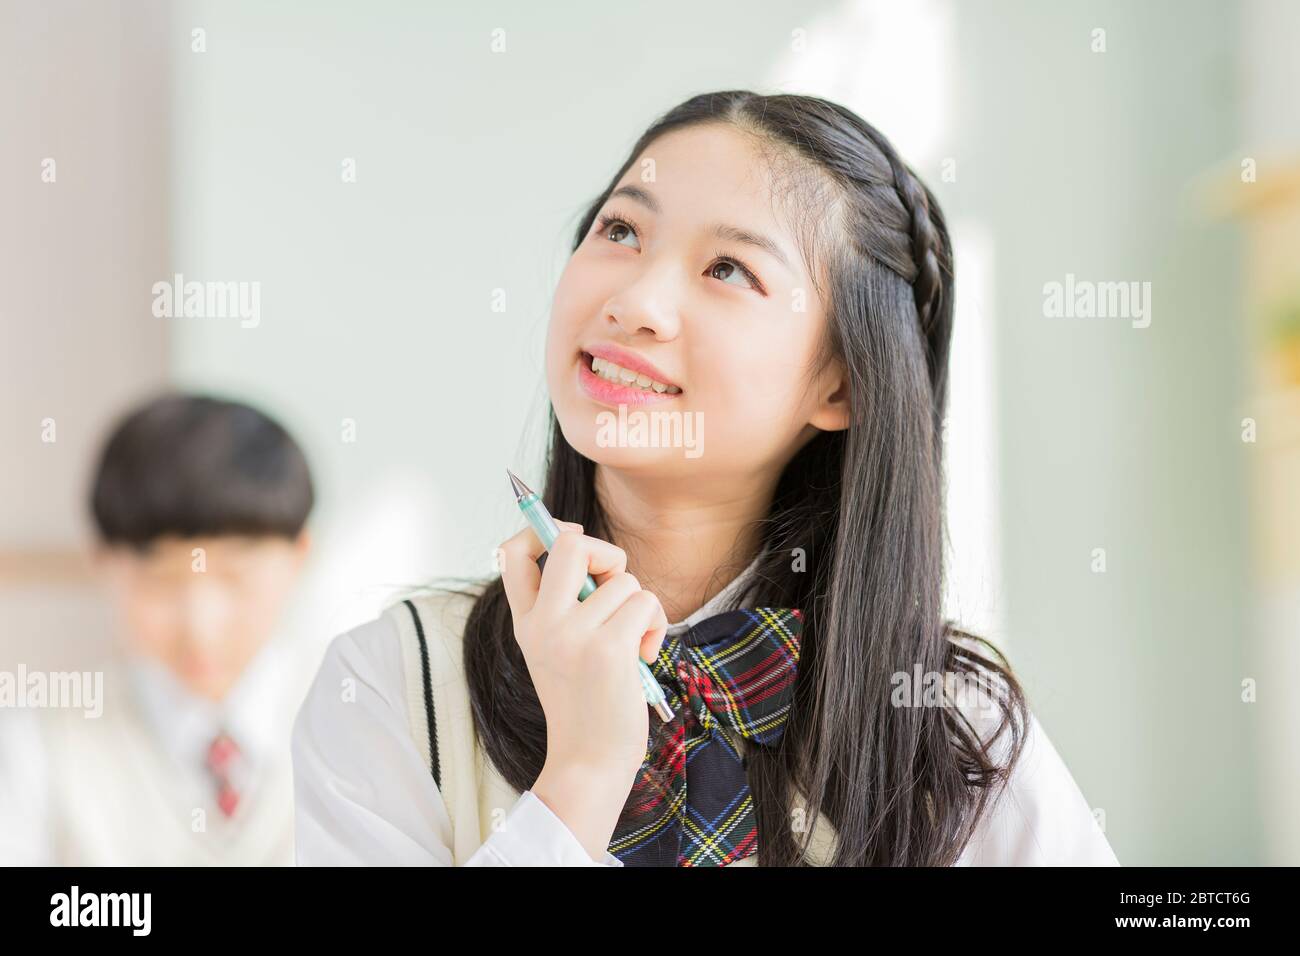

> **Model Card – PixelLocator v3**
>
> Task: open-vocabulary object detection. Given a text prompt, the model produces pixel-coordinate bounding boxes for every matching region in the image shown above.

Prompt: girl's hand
[499,520,667,778]
[497,520,668,860]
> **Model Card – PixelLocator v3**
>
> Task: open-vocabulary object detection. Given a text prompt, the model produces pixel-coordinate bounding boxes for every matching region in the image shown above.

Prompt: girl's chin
[554,408,707,470]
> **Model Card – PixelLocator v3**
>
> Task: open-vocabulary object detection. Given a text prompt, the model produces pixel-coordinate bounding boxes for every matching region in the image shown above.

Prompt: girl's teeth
[589,355,681,394]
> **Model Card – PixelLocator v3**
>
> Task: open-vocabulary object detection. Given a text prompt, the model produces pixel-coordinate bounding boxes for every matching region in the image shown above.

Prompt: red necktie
[206,730,242,818]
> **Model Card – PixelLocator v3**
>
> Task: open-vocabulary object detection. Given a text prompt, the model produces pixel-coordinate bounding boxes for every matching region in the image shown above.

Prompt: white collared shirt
[126,641,288,783]
[291,563,1120,867]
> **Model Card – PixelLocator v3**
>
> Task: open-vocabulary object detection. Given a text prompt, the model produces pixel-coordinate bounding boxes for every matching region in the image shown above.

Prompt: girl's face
[546,123,848,482]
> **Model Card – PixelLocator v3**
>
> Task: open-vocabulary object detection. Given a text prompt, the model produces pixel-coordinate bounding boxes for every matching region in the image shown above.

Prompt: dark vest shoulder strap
[401,598,441,790]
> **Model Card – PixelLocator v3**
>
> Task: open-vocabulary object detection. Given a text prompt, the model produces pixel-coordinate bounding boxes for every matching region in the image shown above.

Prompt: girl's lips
[577,351,682,407]
[584,343,678,388]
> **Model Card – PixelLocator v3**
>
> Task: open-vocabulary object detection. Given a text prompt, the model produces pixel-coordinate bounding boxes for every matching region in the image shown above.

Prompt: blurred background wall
[3,0,1296,864]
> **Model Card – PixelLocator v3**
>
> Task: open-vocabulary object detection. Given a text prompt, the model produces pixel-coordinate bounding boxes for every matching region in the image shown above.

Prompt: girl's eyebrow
[608,184,794,274]
[712,223,792,273]
[610,183,661,213]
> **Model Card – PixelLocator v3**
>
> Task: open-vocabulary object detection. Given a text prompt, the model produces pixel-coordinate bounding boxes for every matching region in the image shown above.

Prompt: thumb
[638,612,668,665]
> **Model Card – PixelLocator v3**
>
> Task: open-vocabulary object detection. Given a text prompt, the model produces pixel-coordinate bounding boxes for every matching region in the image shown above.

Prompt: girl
[292,90,1118,867]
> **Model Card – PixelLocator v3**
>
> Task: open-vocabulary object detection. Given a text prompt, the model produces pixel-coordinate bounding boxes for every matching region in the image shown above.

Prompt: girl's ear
[808,359,851,433]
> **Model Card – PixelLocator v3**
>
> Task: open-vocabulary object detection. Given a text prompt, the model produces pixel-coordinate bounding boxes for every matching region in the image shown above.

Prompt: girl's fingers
[535,530,627,616]
[571,571,642,628]
[605,589,667,659]
[559,523,626,589]
[498,524,548,619]
[639,598,670,665]
[498,520,589,619]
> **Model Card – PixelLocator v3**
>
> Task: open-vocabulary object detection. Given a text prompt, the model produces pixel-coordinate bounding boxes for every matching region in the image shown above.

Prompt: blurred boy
[0,393,316,865]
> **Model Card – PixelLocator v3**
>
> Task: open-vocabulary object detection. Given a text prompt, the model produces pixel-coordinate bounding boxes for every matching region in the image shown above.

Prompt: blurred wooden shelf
[0,549,96,586]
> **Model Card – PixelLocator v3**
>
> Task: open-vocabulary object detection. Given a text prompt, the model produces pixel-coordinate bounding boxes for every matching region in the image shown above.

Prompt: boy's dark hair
[90,392,314,549]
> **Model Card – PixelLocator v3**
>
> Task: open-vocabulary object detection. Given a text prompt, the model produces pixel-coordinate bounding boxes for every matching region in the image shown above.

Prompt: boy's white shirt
[291,560,1120,867]
[128,641,286,779]
[0,635,307,866]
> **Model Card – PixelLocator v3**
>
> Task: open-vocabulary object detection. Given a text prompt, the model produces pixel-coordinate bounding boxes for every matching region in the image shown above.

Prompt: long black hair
[456,90,1027,865]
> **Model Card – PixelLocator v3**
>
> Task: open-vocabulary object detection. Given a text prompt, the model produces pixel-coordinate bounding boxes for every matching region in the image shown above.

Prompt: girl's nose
[606,284,681,341]
[608,308,678,340]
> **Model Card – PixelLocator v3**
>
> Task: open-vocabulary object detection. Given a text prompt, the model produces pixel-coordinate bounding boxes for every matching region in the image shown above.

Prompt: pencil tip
[506,468,532,500]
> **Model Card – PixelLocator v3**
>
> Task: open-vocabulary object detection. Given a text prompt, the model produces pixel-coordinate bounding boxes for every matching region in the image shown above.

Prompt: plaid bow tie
[608,606,803,866]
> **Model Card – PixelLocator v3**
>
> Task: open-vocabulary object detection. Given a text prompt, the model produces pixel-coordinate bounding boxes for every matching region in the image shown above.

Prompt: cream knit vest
[388,587,837,866]
[40,662,301,866]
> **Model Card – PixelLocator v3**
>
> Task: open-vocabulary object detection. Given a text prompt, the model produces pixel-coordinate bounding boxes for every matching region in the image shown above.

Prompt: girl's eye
[595,214,641,250]
[707,254,764,293]
[708,259,755,290]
